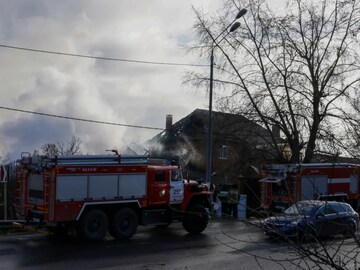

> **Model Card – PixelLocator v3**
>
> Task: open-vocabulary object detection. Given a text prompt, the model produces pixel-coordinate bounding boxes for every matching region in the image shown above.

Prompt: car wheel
[343,221,357,238]
[297,225,318,243]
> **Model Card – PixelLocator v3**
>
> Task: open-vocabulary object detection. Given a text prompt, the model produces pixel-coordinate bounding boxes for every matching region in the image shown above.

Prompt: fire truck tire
[109,208,138,240]
[77,209,109,241]
[182,204,208,234]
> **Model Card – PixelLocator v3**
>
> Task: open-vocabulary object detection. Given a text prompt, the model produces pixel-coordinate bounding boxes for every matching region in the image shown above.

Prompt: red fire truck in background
[260,163,360,212]
[16,153,211,241]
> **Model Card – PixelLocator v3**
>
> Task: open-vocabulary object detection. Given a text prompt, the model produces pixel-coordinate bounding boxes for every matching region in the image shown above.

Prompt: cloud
[0,0,222,159]
[0,114,73,158]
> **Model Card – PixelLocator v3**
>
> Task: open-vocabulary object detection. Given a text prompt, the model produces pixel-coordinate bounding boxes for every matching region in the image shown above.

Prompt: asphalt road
[0,217,355,270]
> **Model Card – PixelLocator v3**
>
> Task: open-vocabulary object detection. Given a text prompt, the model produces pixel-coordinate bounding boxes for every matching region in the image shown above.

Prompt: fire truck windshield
[171,170,183,182]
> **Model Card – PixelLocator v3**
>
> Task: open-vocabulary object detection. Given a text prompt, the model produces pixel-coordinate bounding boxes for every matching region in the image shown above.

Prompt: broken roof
[149,109,281,144]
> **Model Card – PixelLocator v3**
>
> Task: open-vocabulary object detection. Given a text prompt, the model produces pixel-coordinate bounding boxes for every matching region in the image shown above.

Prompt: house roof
[150,109,281,145]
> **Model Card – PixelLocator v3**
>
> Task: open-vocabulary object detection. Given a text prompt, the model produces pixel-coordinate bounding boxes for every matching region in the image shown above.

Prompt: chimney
[166,114,173,131]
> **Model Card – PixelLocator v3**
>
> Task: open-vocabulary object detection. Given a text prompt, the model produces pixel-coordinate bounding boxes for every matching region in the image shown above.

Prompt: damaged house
[148,109,283,185]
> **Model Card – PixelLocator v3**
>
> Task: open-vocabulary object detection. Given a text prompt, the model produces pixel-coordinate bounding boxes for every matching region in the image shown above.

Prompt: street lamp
[205,8,247,191]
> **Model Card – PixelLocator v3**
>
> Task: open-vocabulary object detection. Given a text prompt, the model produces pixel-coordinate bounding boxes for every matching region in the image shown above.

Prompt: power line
[0,106,164,131]
[0,44,207,68]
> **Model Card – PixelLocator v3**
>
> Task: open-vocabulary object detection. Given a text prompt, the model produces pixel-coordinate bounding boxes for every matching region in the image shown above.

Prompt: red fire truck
[16,153,211,241]
[260,163,360,212]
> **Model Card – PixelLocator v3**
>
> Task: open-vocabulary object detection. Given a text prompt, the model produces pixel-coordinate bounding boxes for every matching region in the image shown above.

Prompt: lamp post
[205,8,247,191]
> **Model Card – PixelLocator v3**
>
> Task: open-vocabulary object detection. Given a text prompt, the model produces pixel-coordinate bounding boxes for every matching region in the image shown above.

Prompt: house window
[219,145,229,160]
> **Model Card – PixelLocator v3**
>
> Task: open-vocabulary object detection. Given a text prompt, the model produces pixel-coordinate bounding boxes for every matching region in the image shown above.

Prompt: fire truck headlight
[159,189,166,197]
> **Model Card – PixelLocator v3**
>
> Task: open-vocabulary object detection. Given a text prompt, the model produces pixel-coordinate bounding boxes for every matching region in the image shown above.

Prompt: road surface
[0,217,356,270]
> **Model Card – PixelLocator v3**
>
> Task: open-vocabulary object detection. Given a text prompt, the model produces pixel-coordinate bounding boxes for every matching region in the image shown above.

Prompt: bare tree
[188,0,360,163]
[189,0,360,268]
[216,188,360,269]
[335,94,360,160]
[41,143,59,155]
[41,136,82,155]
[261,202,360,270]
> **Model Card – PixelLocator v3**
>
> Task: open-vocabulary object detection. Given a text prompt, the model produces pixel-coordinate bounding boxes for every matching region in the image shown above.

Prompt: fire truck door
[170,170,184,204]
[148,170,170,205]
[301,176,328,200]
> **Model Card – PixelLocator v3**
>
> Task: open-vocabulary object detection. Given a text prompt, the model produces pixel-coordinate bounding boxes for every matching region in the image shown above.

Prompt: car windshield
[284,201,319,215]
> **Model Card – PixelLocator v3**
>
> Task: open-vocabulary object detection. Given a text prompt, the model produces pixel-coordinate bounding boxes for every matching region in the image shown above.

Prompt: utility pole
[205,8,247,191]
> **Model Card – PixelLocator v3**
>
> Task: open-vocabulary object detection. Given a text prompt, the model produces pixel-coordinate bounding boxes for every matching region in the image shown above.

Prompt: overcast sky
[0,1,240,159]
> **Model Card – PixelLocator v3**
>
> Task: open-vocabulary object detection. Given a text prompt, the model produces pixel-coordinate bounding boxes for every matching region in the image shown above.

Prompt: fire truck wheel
[109,208,138,240]
[182,204,208,234]
[77,209,109,241]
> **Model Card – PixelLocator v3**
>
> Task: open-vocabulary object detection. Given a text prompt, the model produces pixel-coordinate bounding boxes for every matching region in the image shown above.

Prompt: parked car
[263,200,359,241]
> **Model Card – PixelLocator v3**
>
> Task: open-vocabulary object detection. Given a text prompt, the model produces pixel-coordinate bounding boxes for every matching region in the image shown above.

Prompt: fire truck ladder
[20,152,155,167]
[45,154,149,166]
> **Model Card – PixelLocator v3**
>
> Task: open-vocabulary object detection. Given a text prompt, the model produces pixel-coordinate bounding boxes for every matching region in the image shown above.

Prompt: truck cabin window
[171,170,182,182]
[155,171,165,182]
[272,181,289,196]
